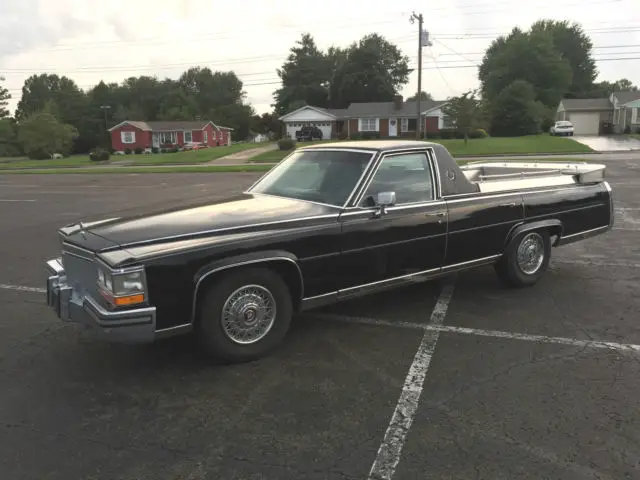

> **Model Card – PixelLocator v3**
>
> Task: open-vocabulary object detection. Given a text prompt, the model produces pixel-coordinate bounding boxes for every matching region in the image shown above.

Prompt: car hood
[61,193,339,252]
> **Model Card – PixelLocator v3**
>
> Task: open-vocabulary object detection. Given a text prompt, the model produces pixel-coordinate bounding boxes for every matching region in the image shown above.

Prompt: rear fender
[505,219,564,248]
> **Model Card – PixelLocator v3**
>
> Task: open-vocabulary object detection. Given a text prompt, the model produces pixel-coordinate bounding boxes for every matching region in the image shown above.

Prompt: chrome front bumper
[45,258,157,343]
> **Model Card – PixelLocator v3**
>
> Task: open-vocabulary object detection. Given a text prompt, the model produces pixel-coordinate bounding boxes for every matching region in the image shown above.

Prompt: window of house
[359,152,434,207]
[360,118,377,132]
[203,131,208,143]
[184,131,193,143]
[442,115,455,128]
[160,131,176,144]
[121,131,135,143]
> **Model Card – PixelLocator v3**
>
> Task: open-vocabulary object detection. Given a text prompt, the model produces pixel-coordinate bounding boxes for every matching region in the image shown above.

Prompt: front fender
[191,250,304,323]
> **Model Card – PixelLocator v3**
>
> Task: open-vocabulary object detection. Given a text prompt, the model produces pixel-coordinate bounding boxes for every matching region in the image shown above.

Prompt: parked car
[295,125,323,141]
[550,120,575,136]
[45,140,614,363]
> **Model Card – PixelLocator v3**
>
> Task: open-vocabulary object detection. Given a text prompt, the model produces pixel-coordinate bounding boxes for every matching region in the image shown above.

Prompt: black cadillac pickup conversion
[46,140,614,362]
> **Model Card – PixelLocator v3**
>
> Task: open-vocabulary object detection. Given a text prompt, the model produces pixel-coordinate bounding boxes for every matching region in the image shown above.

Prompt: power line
[4,54,639,95]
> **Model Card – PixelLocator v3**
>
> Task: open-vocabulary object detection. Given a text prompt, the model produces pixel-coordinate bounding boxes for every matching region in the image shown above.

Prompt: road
[0,158,639,479]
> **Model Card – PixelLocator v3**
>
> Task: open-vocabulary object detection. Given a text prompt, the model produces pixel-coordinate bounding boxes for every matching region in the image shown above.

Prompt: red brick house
[278,95,452,139]
[108,120,233,152]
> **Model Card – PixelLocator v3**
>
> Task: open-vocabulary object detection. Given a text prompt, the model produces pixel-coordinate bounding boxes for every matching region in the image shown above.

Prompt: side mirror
[377,191,396,207]
[374,191,396,217]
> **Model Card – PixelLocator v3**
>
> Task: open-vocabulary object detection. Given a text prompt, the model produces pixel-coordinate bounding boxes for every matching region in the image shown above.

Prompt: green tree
[329,34,412,108]
[479,27,572,108]
[530,19,597,98]
[489,80,544,137]
[18,112,78,159]
[441,90,483,144]
[0,119,20,157]
[273,33,331,116]
[406,91,433,102]
[0,76,10,119]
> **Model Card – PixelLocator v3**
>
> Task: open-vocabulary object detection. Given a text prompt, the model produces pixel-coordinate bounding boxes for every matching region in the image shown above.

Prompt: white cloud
[1,0,638,115]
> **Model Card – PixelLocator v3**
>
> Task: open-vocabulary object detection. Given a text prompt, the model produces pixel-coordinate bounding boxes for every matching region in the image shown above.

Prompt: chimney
[393,95,403,110]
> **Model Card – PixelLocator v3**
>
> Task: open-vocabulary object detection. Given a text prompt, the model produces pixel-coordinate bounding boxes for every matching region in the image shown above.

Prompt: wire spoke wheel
[221,284,277,345]
[516,232,545,275]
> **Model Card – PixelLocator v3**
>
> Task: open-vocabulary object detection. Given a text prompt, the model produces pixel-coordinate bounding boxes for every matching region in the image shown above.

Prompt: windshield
[556,121,572,126]
[249,149,374,206]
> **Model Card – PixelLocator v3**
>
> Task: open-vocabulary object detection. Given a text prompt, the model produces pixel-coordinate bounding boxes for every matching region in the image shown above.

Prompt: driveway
[572,135,640,152]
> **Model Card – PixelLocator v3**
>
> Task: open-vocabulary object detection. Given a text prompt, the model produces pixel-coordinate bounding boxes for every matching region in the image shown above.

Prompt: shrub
[124,148,132,155]
[350,133,362,140]
[424,131,440,139]
[337,131,348,140]
[439,128,455,139]
[360,131,380,140]
[134,147,143,154]
[151,147,159,154]
[278,138,295,150]
[89,147,110,162]
[170,147,179,153]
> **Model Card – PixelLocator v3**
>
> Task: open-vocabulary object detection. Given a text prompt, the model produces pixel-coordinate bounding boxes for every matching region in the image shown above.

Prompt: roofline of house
[278,105,336,121]
[108,120,233,132]
[278,101,449,121]
[107,120,150,132]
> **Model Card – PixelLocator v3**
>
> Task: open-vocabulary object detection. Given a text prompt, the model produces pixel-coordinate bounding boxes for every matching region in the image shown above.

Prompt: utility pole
[410,12,423,139]
[410,12,431,139]
[100,105,111,131]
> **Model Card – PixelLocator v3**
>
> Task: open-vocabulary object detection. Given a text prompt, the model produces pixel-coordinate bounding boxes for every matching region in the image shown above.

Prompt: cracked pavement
[1,158,639,479]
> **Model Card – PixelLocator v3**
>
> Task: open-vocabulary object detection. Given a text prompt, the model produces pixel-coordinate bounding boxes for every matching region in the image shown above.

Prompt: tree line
[1,19,638,159]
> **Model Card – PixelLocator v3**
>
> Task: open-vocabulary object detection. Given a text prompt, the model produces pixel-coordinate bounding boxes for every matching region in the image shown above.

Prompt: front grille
[61,244,98,299]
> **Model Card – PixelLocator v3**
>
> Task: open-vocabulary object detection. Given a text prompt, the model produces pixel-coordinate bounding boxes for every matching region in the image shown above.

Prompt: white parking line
[309,313,640,354]
[0,199,36,202]
[553,258,640,269]
[0,284,46,293]
[367,281,455,480]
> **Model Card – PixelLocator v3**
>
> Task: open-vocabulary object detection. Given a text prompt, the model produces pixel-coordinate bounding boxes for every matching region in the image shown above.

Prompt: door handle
[500,202,518,207]
[427,211,446,223]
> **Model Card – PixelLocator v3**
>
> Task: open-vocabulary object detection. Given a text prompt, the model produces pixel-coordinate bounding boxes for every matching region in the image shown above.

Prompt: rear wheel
[495,230,551,287]
[195,267,293,363]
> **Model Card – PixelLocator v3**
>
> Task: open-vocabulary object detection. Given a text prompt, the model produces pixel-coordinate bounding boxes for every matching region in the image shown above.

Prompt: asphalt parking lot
[1,158,639,480]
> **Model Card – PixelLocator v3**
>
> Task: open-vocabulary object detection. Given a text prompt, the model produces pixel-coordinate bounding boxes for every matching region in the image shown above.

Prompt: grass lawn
[251,135,593,164]
[0,143,272,170]
[0,164,275,175]
[0,157,593,175]
[433,135,593,155]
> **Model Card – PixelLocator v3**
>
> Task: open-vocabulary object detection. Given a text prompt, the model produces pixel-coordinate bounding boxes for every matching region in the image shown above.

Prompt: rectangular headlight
[97,264,147,307]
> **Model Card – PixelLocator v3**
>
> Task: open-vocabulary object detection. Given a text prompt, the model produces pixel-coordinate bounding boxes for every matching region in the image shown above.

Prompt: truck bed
[458,160,607,193]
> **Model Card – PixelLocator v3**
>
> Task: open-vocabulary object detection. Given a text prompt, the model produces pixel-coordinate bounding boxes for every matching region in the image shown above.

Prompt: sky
[1,0,639,117]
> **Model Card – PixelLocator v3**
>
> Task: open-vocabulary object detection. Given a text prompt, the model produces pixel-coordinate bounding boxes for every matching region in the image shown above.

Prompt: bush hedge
[278,138,296,150]
[89,147,110,162]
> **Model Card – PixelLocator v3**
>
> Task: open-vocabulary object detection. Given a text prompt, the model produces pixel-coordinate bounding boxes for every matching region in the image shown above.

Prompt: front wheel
[195,267,293,363]
[494,230,551,287]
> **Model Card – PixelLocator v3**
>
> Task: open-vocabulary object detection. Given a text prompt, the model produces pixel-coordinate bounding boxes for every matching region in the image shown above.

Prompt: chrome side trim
[441,254,501,272]
[556,225,611,246]
[114,213,341,250]
[155,323,193,339]
[299,255,501,310]
[339,200,448,218]
[190,256,304,324]
[444,184,602,202]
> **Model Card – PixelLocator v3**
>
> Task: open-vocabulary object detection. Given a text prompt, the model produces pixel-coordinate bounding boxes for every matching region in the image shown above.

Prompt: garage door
[286,122,332,140]
[569,112,600,135]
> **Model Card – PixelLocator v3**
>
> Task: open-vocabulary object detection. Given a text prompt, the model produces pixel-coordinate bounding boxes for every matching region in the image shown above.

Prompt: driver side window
[359,152,435,207]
